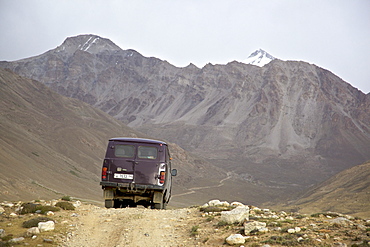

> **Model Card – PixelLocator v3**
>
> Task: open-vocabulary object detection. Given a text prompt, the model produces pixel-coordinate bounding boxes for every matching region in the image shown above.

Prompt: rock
[9,237,25,243]
[244,221,267,234]
[217,201,230,207]
[221,206,249,224]
[73,200,82,207]
[258,227,269,233]
[46,211,55,216]
[0,229,5,238]
[43,238,53,243]
[230,202,244,207]
[1,202,14,207]
[208,200,221,206]
[225,234,245,245]
[9,212,17,217]
[327,217,352,226]
[0,206,4,214]
[27,227,40,235]
[38,221,55,232]
[287,227,301,234]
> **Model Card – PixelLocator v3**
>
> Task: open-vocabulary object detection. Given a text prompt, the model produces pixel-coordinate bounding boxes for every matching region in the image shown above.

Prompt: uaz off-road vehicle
[100,138,177,209]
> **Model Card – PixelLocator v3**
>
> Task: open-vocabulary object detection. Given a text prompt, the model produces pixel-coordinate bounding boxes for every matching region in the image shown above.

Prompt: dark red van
[100,137,177,209]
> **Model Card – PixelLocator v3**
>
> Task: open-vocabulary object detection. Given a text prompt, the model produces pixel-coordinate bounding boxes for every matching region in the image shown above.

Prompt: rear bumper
[100,181,165,192]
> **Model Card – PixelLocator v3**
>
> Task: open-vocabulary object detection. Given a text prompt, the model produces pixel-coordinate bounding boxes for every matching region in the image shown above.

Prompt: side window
[115,145,135,158]
[138,146,157,159]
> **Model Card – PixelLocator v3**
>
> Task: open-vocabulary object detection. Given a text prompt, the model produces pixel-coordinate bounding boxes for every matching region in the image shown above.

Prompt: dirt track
[61,204,200,247]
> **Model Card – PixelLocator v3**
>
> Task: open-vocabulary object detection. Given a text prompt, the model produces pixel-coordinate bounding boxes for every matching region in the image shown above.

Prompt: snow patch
[244,49,276,67]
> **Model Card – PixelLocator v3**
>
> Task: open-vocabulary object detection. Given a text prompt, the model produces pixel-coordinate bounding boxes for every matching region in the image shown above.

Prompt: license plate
[114,173,134,179]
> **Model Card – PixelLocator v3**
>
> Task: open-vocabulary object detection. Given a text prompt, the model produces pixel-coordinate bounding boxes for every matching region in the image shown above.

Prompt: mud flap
[104,189,114,199]
[153,191,163,203]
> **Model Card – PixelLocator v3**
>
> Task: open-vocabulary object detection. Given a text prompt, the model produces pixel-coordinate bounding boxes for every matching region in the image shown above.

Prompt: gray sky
[1,0,369,93]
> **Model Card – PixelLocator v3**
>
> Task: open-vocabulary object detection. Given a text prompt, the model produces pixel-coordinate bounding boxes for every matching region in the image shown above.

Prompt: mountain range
[0,34,369,211]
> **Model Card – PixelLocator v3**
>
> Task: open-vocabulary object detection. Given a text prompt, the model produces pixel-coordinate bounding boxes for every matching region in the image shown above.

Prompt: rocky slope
[278,160,370,218]
[0,67,224,203]
[1,34,369,204]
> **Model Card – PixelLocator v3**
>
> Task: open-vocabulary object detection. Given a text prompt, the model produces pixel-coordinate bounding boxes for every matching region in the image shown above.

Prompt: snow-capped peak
[244,49,276,67]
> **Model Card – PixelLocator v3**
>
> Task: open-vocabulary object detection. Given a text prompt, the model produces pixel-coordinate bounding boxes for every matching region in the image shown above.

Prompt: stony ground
[0,199,369,247]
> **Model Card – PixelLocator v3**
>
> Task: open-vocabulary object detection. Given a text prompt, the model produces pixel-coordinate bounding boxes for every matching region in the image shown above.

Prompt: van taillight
[159,171,166,184]
[102,167,108,180]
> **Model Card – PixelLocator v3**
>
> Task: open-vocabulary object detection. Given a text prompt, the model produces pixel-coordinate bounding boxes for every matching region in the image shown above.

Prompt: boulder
[38,221,55,232]
[27,227,40,235]
[221,206,249,224]
[225,234,245,245]
[208,200,221,206]
[244,221,267,234]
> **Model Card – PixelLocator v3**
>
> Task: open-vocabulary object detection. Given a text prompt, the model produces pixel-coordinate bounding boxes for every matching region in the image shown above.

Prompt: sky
[1,0,369,93]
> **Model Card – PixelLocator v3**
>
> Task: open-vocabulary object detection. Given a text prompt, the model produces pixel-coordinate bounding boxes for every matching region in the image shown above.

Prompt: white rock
[46,211,55,216]
[27,227,40,235]
[287,228,296,233]
[216,201,230,207]
[258,227,269,233]
[294,227,301,233]
[9,212,17,217]
[208,200,221,206]
[221,206,249,224]
[230,202,245,207]
[244,221,267,234]
[226,234,245,245]
[9,237,25,243]
[1,202,14,207]
[38,221,55,232]
[73,200,82,207]
[0,206,4,214]
[0,229,5,238]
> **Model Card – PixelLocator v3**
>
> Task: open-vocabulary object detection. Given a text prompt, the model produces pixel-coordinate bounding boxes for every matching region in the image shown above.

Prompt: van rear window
[115,145,135,158]
[138,146,157,159]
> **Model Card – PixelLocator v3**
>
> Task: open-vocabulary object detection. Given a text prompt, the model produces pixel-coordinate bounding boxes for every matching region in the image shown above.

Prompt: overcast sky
[1,0,369,93]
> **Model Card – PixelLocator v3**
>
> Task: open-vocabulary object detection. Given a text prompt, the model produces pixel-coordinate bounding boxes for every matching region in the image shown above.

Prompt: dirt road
[61,204,201,247]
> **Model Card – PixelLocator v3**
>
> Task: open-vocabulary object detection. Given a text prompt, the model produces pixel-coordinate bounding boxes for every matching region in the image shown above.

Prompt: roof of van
[109,137,167,145]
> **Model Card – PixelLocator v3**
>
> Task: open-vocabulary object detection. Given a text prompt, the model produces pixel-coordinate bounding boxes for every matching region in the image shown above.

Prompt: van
[100,137,177,209]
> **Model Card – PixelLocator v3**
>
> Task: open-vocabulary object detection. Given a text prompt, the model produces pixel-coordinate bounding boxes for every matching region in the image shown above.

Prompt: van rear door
[105,141,136,183]
[105,141,160,185]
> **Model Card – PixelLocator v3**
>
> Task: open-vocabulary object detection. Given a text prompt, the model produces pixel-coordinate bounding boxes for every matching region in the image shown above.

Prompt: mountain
[0,67,224,204]
[243,49,276,66]
[1,34,369,205]
[276,160,370,218]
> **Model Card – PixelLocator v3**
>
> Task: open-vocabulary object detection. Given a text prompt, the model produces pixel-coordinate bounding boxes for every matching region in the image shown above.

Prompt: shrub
[37,205,60,214]
[61,196,71,201]
[22,217,53,228]
[20,203,60,214]
[190,225,199,236]
[200,206,231,213]
[20,203,41,214]
[55,201,75,210]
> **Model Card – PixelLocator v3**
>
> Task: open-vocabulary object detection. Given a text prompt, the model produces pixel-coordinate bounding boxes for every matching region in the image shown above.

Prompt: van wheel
[153,201,164,209]
[105,200,114,208]
[153,196,166,209]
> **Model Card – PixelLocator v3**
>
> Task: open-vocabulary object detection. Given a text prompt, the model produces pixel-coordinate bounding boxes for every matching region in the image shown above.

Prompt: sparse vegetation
[22,217,53,228]
[55,201,75,210]
[61,196,71,201]
[20,202,60,214]
[190,225,199,236]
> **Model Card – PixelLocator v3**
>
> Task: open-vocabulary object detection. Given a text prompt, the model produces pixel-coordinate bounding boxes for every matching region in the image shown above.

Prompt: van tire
[153,201,164,209]
[105,199,114,208]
